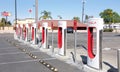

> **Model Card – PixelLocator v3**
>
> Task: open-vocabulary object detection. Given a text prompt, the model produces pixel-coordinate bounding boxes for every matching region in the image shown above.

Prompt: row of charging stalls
[15,24,25,40]
[14,18,104,70]
[14,23,35,44]
[40,21,67,56]
[87,18,103,69]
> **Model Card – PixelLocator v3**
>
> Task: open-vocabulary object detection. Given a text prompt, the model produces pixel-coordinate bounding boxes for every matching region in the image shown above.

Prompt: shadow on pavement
[80,55,87,64]
[103,61,118,72]
[114,35,120,37]
[77,44,87,50]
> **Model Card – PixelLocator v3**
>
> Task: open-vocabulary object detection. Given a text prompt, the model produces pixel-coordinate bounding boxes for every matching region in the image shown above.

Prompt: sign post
[74,20,77,63]
[51,22,54,54]
[118,49,120,72]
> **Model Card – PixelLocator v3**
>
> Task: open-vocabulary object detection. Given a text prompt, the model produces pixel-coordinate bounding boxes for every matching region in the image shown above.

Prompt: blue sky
[0,0,120,23]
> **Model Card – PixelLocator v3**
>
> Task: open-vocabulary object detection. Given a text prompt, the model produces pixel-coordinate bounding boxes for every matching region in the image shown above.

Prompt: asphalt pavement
[42,32,120,72]
[0,32,120,72]
[0,33,84,72]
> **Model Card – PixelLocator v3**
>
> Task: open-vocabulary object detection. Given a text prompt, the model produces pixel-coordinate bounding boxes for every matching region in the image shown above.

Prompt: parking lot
[0,32,120,72]
[47,32,120,72]
[0,33,84,72]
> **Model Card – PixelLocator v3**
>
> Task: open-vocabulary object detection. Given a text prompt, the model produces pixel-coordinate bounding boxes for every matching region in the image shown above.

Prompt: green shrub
[103,28,113,32]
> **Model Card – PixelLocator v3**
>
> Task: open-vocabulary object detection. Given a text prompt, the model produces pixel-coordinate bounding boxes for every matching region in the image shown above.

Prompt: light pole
[15,0,17,25]
[82,0,85,23]
[35,0,38,23]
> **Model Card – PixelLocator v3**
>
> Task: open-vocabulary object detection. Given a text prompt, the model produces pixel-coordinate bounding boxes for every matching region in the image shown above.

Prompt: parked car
[67,27,73,33]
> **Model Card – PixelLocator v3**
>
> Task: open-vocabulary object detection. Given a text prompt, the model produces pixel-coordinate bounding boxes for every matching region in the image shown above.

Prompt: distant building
[104,23,120,29]
[13,18,35,25]
[13,18,87,30]
[38,20,87,30]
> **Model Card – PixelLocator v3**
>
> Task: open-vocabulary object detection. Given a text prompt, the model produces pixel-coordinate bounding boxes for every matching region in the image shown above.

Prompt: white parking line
[0,51,40,56]
[43,58,56,61]
[0,59,38,65]
[0,58,56,65]
[0,47,17,50]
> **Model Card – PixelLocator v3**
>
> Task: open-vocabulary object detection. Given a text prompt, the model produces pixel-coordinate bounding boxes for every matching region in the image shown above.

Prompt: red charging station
[28,24,32,41]
[58,21,67,56]
[87,18,103,69]
[16,25,18,36]
[14,24,18,40]
[20,24,23,40]
[23,24,26,40]
[31,23,37,44]
[42,22,48,48]
[18,24,21,38]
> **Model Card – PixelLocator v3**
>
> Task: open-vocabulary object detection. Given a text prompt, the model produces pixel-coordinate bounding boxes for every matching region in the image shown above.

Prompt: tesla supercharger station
[31,23,37,44]
[14,24,18,40]
[23,24,26,40]
[87,18,103,69]
[25,24,29,42]
[42,22,48,49]
[20,24,23,40]
[58,21,67,56]
[28,24,32,42]
[18,24,21,39]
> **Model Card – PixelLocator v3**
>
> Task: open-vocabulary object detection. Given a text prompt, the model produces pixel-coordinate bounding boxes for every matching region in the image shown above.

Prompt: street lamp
[15,0,17,25]
[82,0,86,23]
[35,0,38,23]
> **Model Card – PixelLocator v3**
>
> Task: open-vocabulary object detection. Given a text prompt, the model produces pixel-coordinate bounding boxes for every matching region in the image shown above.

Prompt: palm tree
[0,18,6,30]
[57,15,62,19]
[39,10,52,20]
[84,15,89,23]
[72,16,80,22]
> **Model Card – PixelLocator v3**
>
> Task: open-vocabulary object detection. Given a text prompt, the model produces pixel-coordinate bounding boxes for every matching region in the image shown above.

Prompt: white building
[103,23,120,29]
[13,18,35,25]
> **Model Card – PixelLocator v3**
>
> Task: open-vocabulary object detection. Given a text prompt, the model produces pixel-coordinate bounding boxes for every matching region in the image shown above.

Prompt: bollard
[118,49,120,72]
[73,20,77,63]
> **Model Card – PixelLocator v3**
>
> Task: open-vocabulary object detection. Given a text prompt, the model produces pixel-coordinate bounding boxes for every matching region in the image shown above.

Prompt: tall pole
[15,0,17,25]
[35,0,38,23]
[74,20,77,63]
[118,49,120,72]
[82,0,85,23]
